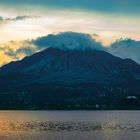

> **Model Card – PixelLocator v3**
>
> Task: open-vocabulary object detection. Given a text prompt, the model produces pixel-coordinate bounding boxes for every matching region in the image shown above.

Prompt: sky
[0,0,140,65]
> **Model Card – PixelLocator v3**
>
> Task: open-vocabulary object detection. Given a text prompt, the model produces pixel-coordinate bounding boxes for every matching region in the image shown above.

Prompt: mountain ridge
[0,47,140,109]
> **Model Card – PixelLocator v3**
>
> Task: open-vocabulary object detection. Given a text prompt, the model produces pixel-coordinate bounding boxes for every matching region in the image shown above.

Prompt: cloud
[0,15,37,22]
[15,16,31,20]
[0,40,37,60]
[32,32,104,51]
[2,47,18,59]
[0,17,3,21]
[108,38,140,64]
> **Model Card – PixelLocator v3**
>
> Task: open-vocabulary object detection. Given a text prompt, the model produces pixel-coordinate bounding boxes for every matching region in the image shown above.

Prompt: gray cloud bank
[0,32,140,65]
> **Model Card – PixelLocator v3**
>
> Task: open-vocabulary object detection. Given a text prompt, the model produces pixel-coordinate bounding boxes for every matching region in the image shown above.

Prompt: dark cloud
[0,15,36,22]
[15,16,31,20]
[32,32,104,51]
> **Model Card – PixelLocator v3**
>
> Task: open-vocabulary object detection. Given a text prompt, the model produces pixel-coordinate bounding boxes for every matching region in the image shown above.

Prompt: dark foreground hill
[0,47,140,110]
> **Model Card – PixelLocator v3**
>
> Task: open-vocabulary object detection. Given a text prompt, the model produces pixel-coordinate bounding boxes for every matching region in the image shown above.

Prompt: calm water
[0,111,140,140]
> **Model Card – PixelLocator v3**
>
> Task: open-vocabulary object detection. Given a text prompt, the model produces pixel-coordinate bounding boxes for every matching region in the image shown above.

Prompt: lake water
[0,111,140,140]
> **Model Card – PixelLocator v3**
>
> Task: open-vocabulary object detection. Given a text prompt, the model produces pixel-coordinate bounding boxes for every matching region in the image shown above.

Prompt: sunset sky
[0,0,140,65]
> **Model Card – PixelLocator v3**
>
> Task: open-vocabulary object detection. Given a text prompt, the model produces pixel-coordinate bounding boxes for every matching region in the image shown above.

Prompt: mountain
[0,47,140,110]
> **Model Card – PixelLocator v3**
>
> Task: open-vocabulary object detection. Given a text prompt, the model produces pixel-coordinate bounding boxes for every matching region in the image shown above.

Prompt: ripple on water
[0,121,140,132]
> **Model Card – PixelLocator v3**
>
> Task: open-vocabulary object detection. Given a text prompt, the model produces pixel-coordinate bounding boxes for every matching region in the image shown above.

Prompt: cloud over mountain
[32,32,104,51]
[1,32,140,66]
[33,33,140,65]
[0,32,104,63]
[108,38,140,64]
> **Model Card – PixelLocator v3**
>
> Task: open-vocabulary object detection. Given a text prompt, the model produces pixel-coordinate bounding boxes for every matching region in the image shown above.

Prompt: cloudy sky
[0,0,140,65]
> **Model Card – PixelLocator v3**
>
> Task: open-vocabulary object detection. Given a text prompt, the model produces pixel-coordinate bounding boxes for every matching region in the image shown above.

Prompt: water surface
[0,111,140,140]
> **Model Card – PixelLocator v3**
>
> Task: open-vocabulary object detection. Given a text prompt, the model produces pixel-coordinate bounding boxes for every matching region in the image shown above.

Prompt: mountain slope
[0,47,140,109]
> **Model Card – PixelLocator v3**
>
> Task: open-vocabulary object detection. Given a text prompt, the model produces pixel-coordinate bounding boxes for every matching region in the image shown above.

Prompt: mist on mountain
[108,38,140,64]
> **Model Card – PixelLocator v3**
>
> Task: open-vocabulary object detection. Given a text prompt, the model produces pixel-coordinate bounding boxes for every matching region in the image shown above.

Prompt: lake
[0,111,140,140]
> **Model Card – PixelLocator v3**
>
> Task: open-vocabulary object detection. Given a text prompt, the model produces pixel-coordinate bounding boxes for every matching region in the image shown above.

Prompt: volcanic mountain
[0,47,140,109]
